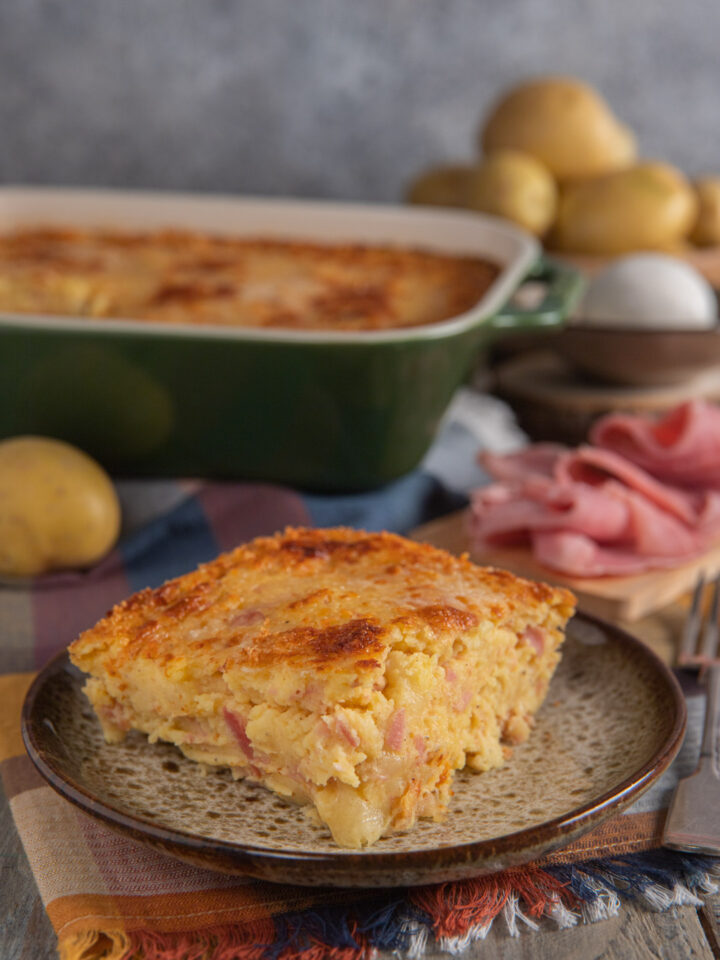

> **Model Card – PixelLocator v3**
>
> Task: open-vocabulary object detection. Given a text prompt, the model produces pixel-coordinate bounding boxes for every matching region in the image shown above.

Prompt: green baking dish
[0,188,582,491]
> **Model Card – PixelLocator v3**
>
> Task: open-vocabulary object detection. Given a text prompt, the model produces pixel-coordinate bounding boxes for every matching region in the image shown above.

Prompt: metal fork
[663,572,720,855]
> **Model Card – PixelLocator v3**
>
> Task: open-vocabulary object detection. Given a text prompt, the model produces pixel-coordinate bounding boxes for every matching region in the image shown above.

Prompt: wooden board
[411,509,720,623]
[488,350,720,448]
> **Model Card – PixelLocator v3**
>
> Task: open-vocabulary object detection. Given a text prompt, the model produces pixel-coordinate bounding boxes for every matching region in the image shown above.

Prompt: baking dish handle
[489,256,584,332]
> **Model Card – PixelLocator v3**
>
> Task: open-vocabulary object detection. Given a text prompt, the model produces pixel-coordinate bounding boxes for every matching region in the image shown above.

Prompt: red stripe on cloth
[411,866,578,939]
[196,484,311,553]
[31,548,132,667]
[411,875,510,938]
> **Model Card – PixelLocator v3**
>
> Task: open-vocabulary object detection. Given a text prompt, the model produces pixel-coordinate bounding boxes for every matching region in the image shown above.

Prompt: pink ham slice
[471,431,713,576]
[532,531,699,577]
[471,476,702,571]
[471,478,630,545]
[483,443,706,526]
[591,401,720,489]
[556,446,702,526]
[480,444,568,482]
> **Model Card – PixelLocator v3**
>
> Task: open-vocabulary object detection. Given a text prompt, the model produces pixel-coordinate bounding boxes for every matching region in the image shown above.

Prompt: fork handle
[701,662,720,772]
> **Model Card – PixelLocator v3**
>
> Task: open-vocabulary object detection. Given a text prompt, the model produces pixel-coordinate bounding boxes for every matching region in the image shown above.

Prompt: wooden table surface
[3,511,720,959]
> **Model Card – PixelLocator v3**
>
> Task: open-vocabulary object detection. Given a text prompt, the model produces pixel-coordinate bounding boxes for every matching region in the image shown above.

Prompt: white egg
[577,253,718,329]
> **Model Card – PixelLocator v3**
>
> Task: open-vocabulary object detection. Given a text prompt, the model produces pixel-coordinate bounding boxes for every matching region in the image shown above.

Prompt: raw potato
[549,162,698,255]
[690,177,720,247]
[0,436,121,577]
[481,76,636,181]
[468,149,557,236]
[405,164,476,208]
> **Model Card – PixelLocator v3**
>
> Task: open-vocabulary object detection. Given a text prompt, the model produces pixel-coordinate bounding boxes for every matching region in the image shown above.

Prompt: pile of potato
[406,76,720,255]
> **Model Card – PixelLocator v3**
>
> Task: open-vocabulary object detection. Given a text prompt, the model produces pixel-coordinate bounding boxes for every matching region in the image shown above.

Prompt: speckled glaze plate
[22,612,685,888]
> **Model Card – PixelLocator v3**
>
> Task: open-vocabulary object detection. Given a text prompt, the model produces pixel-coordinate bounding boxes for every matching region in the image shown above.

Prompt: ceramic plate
[22,612,685,887]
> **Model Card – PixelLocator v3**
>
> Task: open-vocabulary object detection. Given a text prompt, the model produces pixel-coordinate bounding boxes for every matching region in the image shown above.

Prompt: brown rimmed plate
[22,612,685,888]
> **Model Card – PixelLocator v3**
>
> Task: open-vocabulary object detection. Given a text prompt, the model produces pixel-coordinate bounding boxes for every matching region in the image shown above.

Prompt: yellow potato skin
[468,149,557,235]
[0,436,121,576]
[549,162,698,255]
[690,177,720,247]
[481,76,636,181]
[405,164,476,208]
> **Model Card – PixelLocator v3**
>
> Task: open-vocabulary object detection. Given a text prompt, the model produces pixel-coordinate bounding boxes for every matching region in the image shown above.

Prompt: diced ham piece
[522,625,546,655]
[223,708,255,759]
[591,401,720,489]
[443,665,458,683]
[319,715,361,748]
[230,608,265,627]
[100,704,131,733]
[385,709,406,751]
[333,717,361,748]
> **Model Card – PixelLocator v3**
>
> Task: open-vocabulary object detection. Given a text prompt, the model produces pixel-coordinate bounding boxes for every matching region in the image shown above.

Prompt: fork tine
[700,573,720,664]
[679,571,706,666]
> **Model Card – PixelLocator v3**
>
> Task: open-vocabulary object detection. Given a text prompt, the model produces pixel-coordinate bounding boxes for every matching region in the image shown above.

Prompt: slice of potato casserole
[69,527,576,848]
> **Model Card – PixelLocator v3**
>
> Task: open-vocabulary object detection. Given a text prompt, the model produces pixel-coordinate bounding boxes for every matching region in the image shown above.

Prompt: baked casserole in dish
[68,526,576,848]
[0,188,581,489]
[0,228,500,332]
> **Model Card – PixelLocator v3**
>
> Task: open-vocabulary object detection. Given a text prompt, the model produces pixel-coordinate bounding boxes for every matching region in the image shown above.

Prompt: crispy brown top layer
[0,228,499,331]
[69,528,576,681]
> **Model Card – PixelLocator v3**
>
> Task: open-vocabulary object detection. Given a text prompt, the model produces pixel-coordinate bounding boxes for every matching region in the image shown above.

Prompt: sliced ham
[471,479,630,546]
[470,412,718,577]
[483,442,703,528]
[556,446,701,526]
[480,444,567,482]
[594,481,701,557]
[532,531,698,578]
[471,475,702,568]
[591,401,720,489]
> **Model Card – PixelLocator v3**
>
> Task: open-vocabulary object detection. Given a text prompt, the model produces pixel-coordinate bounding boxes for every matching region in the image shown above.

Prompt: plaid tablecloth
[1,393,718,959]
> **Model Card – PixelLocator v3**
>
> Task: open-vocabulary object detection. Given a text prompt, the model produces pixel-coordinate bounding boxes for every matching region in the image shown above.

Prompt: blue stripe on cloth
[303,471,466,534]
[120,494,220,593]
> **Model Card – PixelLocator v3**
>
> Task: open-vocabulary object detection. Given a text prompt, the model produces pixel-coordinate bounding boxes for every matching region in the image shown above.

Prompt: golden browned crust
[70,527,574,678]
[0,228,499,332]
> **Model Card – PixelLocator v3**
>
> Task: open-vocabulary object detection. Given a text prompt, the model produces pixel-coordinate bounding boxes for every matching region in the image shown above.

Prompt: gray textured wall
[1,0,718,202]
